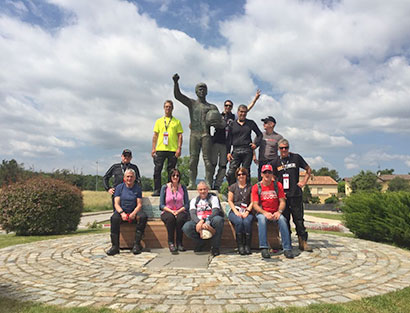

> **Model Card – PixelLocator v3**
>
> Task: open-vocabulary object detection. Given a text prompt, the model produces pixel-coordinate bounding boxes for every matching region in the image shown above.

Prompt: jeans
[256,213,291,250]
[228,210,254,234]
[283,196,308,241]
[153,151,177,192]
[182,215,224,249]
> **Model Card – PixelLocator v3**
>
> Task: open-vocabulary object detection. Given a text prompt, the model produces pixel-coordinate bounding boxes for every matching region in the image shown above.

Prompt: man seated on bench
[182,181,224,256]
[106,168,148,256]
[252,164,294,259]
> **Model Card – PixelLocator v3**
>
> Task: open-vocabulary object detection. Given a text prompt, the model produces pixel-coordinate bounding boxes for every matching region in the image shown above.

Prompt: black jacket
[103,162,141,190]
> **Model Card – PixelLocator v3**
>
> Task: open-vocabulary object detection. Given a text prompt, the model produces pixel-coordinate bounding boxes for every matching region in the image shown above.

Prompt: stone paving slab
[0,233,410,312]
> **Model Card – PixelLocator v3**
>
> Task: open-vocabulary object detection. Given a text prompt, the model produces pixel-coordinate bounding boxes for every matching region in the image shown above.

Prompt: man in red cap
[252,164,293,259]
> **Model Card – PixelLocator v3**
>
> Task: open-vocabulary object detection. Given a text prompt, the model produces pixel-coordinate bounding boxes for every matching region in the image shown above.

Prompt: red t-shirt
[251,180,285,213]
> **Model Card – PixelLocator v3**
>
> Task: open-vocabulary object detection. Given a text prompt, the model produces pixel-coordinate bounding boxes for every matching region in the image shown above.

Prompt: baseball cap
[261,116,276,124]
[122,149,132,156]
[261,164,273,172]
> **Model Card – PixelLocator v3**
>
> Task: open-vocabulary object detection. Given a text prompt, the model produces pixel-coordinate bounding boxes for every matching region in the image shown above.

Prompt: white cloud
[305,156,333,170]
[344,154,360,170]
[344,150,410,171]
[1,0,410,176]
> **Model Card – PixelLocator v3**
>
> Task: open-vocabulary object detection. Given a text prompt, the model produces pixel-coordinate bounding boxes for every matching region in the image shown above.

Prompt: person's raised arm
[173,73,192,106]
[247,89,261,112]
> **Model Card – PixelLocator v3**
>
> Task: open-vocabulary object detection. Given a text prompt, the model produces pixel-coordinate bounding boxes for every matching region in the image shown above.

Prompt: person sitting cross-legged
[106,168,148,256]
[182,181,224,256]
[252,164,294,259]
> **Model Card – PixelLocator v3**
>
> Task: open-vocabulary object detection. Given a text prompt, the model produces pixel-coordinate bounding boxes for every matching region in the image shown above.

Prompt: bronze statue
[173,73,225,189]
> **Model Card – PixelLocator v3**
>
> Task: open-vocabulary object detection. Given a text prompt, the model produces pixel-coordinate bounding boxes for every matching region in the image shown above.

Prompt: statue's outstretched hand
[172,73,180,83]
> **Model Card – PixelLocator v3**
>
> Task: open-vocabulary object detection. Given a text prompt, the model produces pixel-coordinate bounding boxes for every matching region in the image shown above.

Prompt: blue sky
[1,0,410,179]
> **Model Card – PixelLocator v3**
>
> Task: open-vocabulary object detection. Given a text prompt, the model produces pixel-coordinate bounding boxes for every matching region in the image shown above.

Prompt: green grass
[304,212,344,221]
[0,287,409,313]
[82,191,153,212]
[82,191,112,212]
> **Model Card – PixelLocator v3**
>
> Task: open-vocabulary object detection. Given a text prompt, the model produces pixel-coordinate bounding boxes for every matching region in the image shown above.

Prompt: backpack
[257,180,278,205]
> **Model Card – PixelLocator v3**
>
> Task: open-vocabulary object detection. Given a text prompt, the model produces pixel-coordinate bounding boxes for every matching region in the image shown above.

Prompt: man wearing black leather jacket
[103,149,141,208]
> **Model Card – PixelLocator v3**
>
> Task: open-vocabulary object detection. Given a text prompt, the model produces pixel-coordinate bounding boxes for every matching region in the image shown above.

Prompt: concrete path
[1,233,409,312]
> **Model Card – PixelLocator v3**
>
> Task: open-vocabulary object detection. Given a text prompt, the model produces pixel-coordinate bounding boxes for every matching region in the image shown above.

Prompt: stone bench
[119,194,281,250]
[119,219,280,250]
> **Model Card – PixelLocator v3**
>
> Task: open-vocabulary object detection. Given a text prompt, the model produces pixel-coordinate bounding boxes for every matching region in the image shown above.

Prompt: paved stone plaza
[1,233,410,312]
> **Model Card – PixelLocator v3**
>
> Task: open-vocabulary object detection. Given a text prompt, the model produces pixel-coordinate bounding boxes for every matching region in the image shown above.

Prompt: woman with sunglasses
[227,167,254,255]
[159,168,189,253]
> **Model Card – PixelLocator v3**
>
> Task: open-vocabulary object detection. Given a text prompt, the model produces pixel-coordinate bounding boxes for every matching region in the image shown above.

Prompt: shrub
[343,191,410,248]
[311,196,320,204]
[324,195,339,204]
[0,177,83,235]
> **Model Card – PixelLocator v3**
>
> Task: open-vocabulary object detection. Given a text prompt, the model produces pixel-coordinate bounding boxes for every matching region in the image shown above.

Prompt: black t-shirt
[227,118,262,151]
[274,152,308,198]
[212,111,235,144]
[228,182,252,207]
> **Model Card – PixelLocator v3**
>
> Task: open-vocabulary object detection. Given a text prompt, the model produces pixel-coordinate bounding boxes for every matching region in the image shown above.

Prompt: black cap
[261,116,276,124]
[122,149,132,156]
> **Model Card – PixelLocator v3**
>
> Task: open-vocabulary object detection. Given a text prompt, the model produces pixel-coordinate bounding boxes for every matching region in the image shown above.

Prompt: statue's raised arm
[173,73,192,107]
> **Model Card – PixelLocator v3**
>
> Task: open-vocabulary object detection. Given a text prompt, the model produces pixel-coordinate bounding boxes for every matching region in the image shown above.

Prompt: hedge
[343,191,410,248]
[0,177,83,235]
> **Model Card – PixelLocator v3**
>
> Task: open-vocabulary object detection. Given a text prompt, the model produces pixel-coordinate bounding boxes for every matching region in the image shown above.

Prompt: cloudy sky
[1,0,410,180]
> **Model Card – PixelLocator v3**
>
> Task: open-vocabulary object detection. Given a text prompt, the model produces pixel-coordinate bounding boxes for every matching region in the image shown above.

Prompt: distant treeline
[0,159,155,191]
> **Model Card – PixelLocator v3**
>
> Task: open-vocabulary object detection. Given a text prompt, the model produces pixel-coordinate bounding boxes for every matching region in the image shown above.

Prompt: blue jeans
[182,216,224,249]
[228,210,254,234]
[256,213,291,250]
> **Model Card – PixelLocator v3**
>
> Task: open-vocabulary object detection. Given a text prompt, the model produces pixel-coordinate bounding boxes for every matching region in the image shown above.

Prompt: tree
[377,168,394,175]
[302,185,312,203]
[140,176,154,191]
[351,170,382,193]
[338,181,346,194]
[0,159,27,187]
[312,167,340,182]
[388,177,410,192]
[160,156,190,187]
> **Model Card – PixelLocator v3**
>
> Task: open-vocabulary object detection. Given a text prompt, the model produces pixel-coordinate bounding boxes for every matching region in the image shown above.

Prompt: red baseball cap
[261,164,273,172]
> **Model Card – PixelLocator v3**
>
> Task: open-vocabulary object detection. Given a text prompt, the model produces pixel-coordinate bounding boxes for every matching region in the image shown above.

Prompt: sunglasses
[172,174,180,177]
[224,104,233,107]
[279,146,289,150]
[237,173,246,176]
[262,170,273,174]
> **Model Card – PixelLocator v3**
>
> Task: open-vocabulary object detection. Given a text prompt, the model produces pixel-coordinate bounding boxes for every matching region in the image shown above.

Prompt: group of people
[102,74,313,258]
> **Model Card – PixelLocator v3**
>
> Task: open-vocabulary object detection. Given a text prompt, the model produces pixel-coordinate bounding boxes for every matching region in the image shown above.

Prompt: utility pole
[96,161,99,191]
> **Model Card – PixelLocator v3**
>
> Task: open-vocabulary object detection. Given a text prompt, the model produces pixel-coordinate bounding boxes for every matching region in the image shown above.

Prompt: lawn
[1,287,409,313]
[82,191,112,212]
[304,212,344,221]
[82,191,154,212]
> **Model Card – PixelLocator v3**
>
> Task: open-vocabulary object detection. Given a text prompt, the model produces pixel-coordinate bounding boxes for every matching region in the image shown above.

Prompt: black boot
[244,233,252,255]
[132,230,143,255]
[236,233,245,255]
[106,234,120,256]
